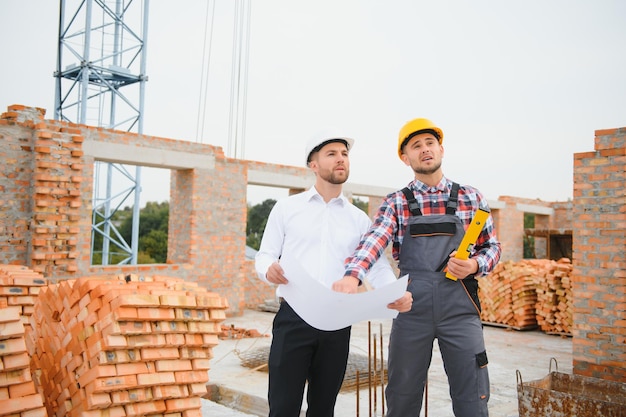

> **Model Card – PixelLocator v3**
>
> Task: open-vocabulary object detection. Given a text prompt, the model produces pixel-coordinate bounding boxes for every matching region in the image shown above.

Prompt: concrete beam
[83,140,215,170]
[516,203,554,216]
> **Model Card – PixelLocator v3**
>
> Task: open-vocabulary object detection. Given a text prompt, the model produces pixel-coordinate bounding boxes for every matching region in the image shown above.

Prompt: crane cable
[228,0,251,159]
[195,0,216,143]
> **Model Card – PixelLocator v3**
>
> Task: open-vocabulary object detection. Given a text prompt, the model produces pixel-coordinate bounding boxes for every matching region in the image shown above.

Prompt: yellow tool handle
[446,208,490,280]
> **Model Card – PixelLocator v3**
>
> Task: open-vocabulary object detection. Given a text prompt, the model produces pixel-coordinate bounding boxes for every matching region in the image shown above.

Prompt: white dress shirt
[255,186,397,297]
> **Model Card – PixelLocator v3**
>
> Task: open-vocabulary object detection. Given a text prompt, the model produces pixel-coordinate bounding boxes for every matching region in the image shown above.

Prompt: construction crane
[54,0,149,265]
[54,0,251,265]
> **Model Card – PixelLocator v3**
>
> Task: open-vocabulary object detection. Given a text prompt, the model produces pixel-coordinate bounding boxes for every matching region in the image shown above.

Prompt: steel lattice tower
[54,0,150,265]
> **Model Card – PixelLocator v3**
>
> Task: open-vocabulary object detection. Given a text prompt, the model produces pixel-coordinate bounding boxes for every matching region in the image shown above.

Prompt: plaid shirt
[344,176,502,281]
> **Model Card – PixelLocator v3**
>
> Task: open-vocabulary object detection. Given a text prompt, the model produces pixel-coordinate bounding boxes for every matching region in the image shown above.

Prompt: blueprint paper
[279,257,409,331]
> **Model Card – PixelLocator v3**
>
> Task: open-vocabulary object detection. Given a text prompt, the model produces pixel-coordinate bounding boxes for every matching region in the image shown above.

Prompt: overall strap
[446,182,460,215]
[401,187,422,216]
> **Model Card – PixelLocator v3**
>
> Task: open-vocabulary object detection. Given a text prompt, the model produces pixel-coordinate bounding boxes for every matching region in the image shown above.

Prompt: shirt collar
[410,176,450,194]
[305,185,348,206]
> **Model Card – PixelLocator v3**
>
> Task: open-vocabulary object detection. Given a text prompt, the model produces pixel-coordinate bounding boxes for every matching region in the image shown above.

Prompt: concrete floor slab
[204,309,573,417]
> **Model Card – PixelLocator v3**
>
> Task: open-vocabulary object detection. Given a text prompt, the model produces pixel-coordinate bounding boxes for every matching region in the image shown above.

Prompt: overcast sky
[2,1,625,205]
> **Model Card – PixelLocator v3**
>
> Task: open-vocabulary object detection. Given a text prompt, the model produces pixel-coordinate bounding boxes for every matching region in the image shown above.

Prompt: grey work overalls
[385,184,490,417]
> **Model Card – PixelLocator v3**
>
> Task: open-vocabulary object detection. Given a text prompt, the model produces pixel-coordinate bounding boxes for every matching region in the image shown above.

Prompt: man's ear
[400,153,410,167]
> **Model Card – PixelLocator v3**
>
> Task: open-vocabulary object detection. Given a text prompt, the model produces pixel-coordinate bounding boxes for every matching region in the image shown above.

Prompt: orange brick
[0,393,44,414]
[126,334,166,348]
[152,321,188,333]
[19,406,48,417]
[115,361,150,376]
[186,321,215,334]
[183,334,204,347]
[165,396,201,412]
[11,276,47,287]
[111,293,161,309]
[164,333,186,346]
[140,347,179,361]
[100,320,151,337]
[191,358,211,371]
[159,294,197,308]
[0,307,21,323]
[110,387,154,404]
[180,347,210,360]
[136,371,176,387]
[174,370,208,384]
[124,399,166,416]
[86,392,113,409]
[77,364,117,389]
[188,382,208,396]
[152,384,188,399]
[0,286,26,295]
[78,405,126,417]
[0,320,25,340]
[202,333,220,347]
[2,352,30,370]
[136,307,176,321]
[196,295,227,308]
[209,309,226,321]
[155,359,192,372]
[0,338,27,356]
[84,374,138,395]
[175,308,208,321]
[8,380,37,397]
[181,408,203,417]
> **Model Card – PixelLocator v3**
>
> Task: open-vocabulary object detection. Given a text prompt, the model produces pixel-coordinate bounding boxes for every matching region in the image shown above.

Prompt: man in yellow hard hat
[333,118,502,417]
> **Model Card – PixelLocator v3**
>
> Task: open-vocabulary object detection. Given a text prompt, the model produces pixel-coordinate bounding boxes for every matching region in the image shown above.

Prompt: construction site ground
[200,308,573,417]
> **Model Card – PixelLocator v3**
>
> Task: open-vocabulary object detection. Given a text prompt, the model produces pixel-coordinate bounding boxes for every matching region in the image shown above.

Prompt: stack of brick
[0,265,48,330]
[0,265,48,417]
[478,260,538,329]
[479,259,574,334]
[27,274,229,417]
[533,258,573,334]
[0,306,47,416]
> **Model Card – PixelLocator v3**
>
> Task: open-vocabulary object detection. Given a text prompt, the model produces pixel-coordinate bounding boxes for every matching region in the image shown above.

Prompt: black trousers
[268,301,351,417]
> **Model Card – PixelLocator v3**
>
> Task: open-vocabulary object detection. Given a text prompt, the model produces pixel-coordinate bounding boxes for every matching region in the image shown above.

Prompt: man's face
[309,141,350,184]
[400,132,444,175]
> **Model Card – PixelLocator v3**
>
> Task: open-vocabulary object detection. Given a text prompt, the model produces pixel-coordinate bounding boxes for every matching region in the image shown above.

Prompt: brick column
[572,126,625,382]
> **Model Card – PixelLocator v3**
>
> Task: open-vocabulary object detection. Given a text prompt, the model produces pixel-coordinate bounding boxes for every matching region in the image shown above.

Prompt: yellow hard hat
[397,118,444,158]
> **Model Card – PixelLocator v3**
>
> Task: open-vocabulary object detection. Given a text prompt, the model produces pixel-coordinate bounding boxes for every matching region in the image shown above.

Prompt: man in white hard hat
[255,130,412,417]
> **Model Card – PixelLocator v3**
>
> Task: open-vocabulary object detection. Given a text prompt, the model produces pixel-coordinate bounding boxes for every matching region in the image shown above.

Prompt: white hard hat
[304,128,355,166]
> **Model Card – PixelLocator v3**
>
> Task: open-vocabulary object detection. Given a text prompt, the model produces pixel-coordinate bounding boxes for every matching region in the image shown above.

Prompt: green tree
[523,212,535,258]
[246,199,277,250]
[110,201,170,264]
[352,197,368,214]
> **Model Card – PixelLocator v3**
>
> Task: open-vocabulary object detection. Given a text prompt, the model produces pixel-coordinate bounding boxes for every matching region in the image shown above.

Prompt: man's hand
[446,251,479,279]
[265,262,288,285]
[387,291,413,313]
[332,276,360,293]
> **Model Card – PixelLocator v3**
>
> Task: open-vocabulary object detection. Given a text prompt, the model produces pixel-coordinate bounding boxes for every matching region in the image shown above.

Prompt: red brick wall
[572,126,626,382]
[0,105,275,316]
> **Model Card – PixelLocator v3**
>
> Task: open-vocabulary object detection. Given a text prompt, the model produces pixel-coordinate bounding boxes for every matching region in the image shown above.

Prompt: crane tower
[54,0,150,265]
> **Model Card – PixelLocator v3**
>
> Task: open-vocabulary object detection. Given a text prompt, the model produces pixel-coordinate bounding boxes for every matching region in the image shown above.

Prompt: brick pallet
[1,265,229,417]
[0,265,48,417]
[478,259,573,335]
[30,274,229,417]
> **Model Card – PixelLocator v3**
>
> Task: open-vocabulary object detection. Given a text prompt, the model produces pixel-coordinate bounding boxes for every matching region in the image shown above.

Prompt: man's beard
[320,168,349,185]
[412,160,441,176]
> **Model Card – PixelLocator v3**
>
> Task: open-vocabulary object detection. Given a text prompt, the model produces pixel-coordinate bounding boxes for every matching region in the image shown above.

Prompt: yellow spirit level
[446,208,490,280]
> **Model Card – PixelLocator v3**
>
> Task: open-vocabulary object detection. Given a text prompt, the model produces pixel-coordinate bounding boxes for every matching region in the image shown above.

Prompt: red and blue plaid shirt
[344,176,502,281]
